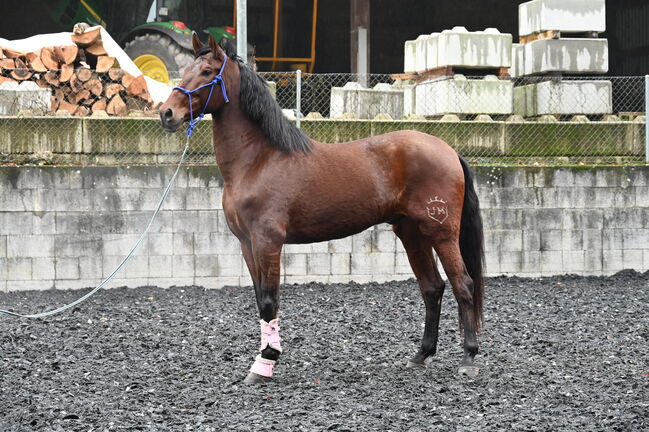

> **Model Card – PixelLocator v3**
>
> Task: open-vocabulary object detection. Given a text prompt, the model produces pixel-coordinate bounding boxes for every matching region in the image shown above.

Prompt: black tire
[124,32,193,81]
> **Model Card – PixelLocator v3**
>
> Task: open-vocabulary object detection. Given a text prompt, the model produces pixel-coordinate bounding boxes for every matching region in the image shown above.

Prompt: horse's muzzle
[160,108,182,133]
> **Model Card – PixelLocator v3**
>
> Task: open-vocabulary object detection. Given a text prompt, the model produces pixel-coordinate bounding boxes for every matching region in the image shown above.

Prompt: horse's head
[159,33,231,133]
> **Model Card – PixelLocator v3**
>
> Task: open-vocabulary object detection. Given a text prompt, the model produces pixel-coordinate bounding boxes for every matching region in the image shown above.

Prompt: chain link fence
[0,70,646,165]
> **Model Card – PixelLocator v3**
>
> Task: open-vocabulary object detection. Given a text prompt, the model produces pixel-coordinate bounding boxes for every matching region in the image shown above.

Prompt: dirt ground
[1,271,648,431]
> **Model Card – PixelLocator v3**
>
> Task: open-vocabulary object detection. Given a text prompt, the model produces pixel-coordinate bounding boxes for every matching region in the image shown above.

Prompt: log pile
[0,27,156,116]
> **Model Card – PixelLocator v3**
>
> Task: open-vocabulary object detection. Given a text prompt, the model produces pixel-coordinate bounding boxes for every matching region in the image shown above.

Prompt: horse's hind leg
[393,219,446,368]
[434,240,480,377]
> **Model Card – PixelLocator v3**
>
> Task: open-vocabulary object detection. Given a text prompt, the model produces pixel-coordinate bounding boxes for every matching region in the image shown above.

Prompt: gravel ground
[1,272,648,431]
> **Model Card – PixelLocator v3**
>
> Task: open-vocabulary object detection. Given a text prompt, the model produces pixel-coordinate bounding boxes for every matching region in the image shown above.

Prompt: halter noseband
[173,55,229,137]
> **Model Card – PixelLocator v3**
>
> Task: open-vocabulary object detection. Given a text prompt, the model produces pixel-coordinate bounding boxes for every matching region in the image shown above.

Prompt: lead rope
[0,56,230,319]
[0,139,190,318]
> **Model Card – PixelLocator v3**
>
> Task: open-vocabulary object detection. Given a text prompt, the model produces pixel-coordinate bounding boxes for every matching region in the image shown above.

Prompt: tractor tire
[124,33,194,83]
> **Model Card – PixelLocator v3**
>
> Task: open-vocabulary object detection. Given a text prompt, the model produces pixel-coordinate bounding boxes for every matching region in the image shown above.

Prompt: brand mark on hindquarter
[426,196,448,224]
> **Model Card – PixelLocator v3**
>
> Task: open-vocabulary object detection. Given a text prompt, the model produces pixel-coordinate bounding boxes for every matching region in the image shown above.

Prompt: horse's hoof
[458,365,479,377]
[406,359,427,369]
[243,372,271,384]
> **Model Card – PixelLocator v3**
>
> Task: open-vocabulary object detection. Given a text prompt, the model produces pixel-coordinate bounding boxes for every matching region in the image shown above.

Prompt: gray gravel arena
[1,272,648,431]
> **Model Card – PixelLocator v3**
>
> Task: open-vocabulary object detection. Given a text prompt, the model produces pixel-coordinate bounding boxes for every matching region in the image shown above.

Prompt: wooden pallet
[519,30,600,44]
[392,66,510,83]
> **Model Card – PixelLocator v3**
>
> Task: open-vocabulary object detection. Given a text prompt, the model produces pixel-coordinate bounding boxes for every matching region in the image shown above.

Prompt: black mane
[203,42,312,154]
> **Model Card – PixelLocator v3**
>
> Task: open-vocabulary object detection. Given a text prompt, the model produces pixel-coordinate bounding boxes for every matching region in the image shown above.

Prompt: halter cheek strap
[172,55,229,137]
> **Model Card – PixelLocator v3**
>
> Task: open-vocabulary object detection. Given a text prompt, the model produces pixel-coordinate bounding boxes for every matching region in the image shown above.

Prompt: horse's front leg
[244,234,284,384]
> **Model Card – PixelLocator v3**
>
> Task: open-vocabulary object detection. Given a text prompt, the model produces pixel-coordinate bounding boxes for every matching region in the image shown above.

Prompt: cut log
[72,89,91,105]
[50,95,60,111]
[41,47,59,70]
[91,98,107,112]
[35,78,50,88]
[10,58,33,80]
[96,55,116,73]
[71,27,101,47]
[127,75,147,97]
[75,106,90,117]
[104,83,124,99]
[85,41,108,56]
[54,88,66,103]
[106,94,127,116]
[54,45,79,65]
[44,70,60,86]
[0,58,15,69]
[76,67,92,82]
[69,74,83,93]
[84,78,103,97]
[0,47,3,59]
[2,48,25,59]
[26,52,48,72]
[59,63,74,83]
[122,72,134,89]
[57,100,78,115]
[107,68,124,81]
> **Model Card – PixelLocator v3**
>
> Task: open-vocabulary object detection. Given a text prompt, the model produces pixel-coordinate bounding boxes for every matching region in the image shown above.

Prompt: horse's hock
[1,164,648,292]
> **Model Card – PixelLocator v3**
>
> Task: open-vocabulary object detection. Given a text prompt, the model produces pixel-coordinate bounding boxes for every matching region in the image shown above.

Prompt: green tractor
[38,0,252,83]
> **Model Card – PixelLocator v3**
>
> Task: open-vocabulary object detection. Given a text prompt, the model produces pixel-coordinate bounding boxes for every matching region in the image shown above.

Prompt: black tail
[458,156,485,330]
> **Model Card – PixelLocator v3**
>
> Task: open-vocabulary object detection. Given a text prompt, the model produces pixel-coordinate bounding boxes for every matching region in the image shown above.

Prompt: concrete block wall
[1,165,648,292]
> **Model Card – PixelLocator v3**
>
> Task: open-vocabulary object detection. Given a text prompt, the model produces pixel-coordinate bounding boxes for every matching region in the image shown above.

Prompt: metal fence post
[296,69,302,129]
[646,75,649,163]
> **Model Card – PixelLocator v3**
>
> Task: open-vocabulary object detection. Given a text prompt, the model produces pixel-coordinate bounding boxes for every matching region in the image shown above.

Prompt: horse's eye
[201,69,213,76]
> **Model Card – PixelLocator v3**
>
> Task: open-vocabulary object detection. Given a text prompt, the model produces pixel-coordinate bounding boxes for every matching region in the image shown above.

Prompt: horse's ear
[192,31,204,54]
[208,34,225,59]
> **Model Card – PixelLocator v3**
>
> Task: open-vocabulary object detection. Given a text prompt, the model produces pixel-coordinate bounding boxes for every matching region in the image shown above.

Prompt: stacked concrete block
[330,82,404,120]
[513,0,611,116]
[415,75,513,116]
[519,0,606,38]
[403,39,418,74]
[514,80,612,117]
[435,27,512,70]
[0,81,51,116]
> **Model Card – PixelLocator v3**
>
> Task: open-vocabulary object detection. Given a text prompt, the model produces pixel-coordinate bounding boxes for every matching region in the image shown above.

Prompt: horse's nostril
[164,108,174,121]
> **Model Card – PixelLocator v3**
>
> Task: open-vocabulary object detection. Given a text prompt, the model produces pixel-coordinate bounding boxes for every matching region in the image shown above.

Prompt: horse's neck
[211,103,272,184]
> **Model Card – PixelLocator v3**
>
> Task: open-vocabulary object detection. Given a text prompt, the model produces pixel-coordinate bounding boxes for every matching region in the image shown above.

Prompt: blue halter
[173,55,229,137]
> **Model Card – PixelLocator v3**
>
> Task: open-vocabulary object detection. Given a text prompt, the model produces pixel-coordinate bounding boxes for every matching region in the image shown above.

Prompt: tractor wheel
[124,33,193,83]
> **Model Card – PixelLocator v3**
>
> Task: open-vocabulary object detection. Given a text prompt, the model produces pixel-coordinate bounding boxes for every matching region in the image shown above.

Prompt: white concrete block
[330,82,403,119]
[307,253,331,275]
[0,81,51,115]
[415,76,513,116]
[55,257,80,280]
[436,27,512,69]
[522,38,608,75]
[514,80,612,116]
[519,0,606,37]
[32,257,56,280]
[404,39,417,73]
[148,256,173,278]
[415,34,430,73]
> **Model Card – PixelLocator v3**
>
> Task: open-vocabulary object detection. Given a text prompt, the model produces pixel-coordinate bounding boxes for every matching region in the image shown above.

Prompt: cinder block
[7,235,54,258]
[352,230,373,253]
[197,210,219,233]
[622,229,649,250]
[148,233,173,256]
[148,256,173,278]
[102,255,127,279]
[194,233,240,254]
[194,277,240,289]
[522,230,541,252]
[283,253,307,276]
[395,252,412,275]
[540,250,563,273]
[514,80,612,116]
[540,230,563,251]
[186,188,217,210]
[102,234,147,256]
[283,244,311,254]
[216,254,241,277]
[0,213,32,234]
[583,229,602,250]
[216,210,230,232]
[519,0,606,37]
[328,237,352,253]
[521,39,608,75]
[195,255,218,277]
[584,249,603,271]
[7,280,55,291]
[602,250,623,272]
[563,250,585,273]
[621,250,643,271]
[6,257,32,280]
[307,253,331,275]
[172,210,199,233]
[416,76,513,116]
[561,229,583,251]
[636,187,649,207]
[372,230,395,253]
[124,255,149,278]
[330,253,351,275]
[0,81,51,115]
[371,253,395,275]
[55,257,79,280]
[500,251,523,273]
[351,253,373,275]
[172,255,195,277]
[78,256,102,279]
[521,251,541,274]
[0,235,5,257]
[0,190,32,211]
[173,233,194,255]
[53,190,93,212]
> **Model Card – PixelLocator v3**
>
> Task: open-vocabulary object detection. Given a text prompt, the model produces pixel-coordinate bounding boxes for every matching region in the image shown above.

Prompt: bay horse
[159,34,485,384]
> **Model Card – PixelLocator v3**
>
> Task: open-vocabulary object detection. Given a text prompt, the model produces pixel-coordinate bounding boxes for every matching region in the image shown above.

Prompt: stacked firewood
[0,27,155,116]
